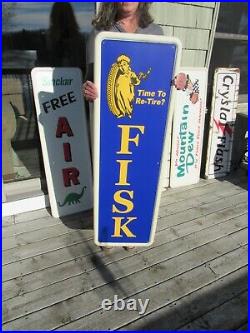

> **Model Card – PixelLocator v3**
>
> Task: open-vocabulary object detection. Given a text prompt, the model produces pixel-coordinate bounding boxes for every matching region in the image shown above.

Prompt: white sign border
[93,32,182,247]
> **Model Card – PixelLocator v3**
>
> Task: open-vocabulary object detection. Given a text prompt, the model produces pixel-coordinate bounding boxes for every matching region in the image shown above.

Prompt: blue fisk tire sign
[94,32,181,246]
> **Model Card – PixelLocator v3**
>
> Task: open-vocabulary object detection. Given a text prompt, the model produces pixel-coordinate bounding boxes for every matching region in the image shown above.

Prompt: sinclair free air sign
[31,68,93,217]
[205,68,240,179]
[94,32,181,247]
[170,68,208,187]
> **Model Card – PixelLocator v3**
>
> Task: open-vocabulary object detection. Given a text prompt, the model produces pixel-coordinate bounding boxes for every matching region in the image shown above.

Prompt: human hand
[83,81,98,102]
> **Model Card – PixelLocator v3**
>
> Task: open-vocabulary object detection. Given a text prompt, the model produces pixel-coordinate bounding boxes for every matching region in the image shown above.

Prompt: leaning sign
[170,68,208,187]
[94,32,181,246]
[205,68,240,179]
[31,68,93,217]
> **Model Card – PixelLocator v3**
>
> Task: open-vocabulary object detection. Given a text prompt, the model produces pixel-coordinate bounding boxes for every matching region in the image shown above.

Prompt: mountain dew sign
[31,68,93,217]
[170,68,208,187]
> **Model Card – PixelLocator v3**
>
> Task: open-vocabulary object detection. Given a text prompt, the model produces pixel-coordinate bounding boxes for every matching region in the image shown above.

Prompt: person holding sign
[83,2,163,102]
[83,2,163,249]
[83,2,164,252]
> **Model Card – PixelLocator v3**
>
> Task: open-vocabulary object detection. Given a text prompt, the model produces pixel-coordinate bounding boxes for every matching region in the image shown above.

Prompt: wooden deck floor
[2,169,248,331]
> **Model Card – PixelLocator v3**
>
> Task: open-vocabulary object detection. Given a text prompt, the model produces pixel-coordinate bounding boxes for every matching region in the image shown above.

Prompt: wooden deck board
[117,266,247,330]
[180,290,248,330]
[2,214,247,302]
[3,229,247,329]
[3,201,247,284]
[2,171,248,330]
[56,247,248,331]
[3,186,246,265]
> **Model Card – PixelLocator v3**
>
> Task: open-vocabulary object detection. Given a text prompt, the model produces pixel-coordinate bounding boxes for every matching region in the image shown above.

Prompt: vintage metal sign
[205,68,240,179]
[170,68,208,187]
[94,32,181,246]
[31,68,93,217]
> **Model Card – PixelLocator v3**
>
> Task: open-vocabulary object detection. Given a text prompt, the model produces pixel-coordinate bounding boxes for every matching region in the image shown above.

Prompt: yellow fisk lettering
[117,125,145,154]
[112,190,134,213]
[115,160,132,185]
[112,216,137,238]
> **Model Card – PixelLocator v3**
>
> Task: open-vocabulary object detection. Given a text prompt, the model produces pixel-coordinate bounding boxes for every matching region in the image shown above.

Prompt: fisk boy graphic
[107,55,151,118]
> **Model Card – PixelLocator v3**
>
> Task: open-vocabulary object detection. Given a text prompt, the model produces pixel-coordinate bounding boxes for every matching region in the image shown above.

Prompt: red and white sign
[170,68,208,187]
[31,68,93,217]
[205,68,240,179]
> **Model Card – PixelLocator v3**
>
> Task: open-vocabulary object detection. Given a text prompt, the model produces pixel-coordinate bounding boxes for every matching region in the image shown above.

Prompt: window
[2,2,95,186]
[209,2,248,102]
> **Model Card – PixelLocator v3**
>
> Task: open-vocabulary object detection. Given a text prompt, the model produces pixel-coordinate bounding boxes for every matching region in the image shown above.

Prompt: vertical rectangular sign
[31,68,93,217]
[94,32,181,246]
[170,68,208,187]
[205,68,240,179]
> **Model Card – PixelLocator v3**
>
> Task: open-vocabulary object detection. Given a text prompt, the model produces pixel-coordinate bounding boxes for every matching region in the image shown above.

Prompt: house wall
[150,2,220,188]
[150,2,219,67]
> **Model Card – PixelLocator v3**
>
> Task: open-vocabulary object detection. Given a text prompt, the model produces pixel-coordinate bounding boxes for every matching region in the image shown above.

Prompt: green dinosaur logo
[58,186,87,207]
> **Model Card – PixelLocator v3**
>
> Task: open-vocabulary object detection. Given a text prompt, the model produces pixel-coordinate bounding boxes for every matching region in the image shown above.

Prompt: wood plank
[173,27,210,50]
[158,195,247,231]
[181,49,207,67]
[162,167,247,196]
[2,172,247,330]
[158,198,247,234]
[2,215,92,251]
[3,187,246,265]
[3,216,61,239]
[2,228,246,328]
[160,175,246,206]
[116,264,247,331]
[151,3,214,29]
[227,228,248,247]
[159,189,246,218]
[208,244,248,276]
[4,175,244,247]
[2,229,94,266]
[3,212,246,302]
[3,200,247,283]
[4,177,244,251]
[161,177,218,197]
[2,217,76,240]
[14,208,52,224]
[3,214,83,238]
[2,194,247,282]
[57,247,247,331]
[163,213,247,243]
[161,168,247,199]
[180,291,248,330]
[117,266,247,330]
[160,179,218,203]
